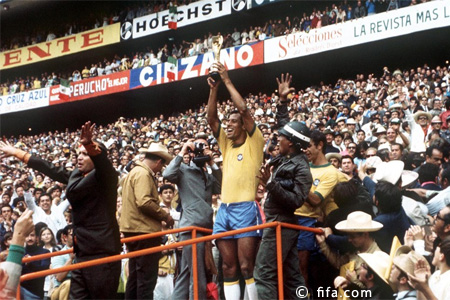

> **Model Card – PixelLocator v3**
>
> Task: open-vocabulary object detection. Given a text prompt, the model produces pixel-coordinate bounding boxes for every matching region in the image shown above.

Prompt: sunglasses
[347,146,356,149]
[418,117,428,120]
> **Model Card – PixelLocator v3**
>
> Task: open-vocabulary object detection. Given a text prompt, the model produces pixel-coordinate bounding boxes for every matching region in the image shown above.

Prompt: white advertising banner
[0,88,50,115]
[131,0,231,39]
[264,1,450,63]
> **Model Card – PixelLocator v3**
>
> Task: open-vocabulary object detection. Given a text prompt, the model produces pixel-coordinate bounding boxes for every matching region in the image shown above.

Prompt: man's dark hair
[33,188,44,196]
[418,163,439,184]
[145,153,166,165]
[426,144,443,158]
[38,193,51,203]
[377,149,390,162]
[50,185,62,193]
[310,131,326,154]
[341,155,354,164]
[1,204,12,211]
[445,98,450,110]
[355,142,369,159]
[391,142,404,152]
[334,181,358,208]
[226,109,244,125]
[375,181,402,213]
[56,229,64,244]
[62,224,73,236]
[159,184,175,194]
[441,167,450,183]
[440,236,450,266]
[357,129,365,135]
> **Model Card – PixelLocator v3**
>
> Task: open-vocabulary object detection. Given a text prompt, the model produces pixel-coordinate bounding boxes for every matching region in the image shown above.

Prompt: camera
[191,142,211,165]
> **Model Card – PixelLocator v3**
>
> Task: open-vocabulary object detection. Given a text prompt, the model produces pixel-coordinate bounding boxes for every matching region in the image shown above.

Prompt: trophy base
[209,71,221,82]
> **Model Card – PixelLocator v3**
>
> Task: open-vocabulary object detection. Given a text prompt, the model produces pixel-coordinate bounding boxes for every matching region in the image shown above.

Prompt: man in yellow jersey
[207,62,264,300]
[296,130,347,289]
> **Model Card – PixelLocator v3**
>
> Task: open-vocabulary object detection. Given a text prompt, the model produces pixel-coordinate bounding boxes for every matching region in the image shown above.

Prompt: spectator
[120,142,174,299]
[50,225,74,300]
[21,229,50,299]
[0,210,35,300]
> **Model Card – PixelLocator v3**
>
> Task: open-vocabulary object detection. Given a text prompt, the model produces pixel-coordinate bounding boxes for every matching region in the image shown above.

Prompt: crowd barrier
[18,222,323,300]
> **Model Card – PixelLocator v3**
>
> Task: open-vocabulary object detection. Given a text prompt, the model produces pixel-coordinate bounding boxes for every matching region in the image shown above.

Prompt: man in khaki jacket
[120,142,174,300]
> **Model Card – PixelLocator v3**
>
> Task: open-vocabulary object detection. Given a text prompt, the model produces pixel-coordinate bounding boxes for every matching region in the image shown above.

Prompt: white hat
[389,103,402,110]
[373,161,404,185]
[375,125,386,134]
[358,251,390,285]
[401,170,418,188]
[335,211,383,232]
[346,118,357,125]
[365,156,382,169]
[413,111,432,123]
[336,117,346,123]
[138,142,173,164]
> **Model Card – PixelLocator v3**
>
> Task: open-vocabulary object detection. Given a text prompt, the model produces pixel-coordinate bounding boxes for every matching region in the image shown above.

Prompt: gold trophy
[209,35,223,82]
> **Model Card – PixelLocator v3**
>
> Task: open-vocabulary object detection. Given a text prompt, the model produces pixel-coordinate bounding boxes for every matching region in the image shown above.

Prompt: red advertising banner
[49,71,130,105]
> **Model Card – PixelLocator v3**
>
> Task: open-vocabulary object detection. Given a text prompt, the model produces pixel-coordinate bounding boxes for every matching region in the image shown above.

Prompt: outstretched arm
[0,140,70,184]
[214,62,255,133]
[207,77,220,134]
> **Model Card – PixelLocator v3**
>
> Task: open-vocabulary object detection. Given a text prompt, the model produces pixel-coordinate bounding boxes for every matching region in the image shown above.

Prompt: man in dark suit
[0,121,121,299]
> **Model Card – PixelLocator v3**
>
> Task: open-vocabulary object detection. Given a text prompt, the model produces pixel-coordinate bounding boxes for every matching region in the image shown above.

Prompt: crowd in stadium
[0,57,449,299]
[0,0,424,95]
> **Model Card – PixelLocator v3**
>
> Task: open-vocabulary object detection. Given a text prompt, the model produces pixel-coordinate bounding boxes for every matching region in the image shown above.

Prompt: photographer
[163,136,221,300]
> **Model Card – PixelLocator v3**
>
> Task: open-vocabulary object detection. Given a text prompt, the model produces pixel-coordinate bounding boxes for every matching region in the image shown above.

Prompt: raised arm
[276,73,295,128]
[80,121,118,186]
[214,62,255,133]
[0,141,70,184]
[207,77,220,134]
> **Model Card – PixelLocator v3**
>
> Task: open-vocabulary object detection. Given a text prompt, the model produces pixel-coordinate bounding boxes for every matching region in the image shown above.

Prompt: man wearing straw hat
[120,141,174,300]
[317,211,383,289]
[357,251,394,299]
[389,246,427,300]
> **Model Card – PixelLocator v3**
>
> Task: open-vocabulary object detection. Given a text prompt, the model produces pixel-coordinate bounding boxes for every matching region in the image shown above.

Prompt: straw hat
[138,142,173,164]
[335,211,383,232]
[325,153,342,162]
[413,111,432,123]
[358,251,391,285]
[392,246,421,276]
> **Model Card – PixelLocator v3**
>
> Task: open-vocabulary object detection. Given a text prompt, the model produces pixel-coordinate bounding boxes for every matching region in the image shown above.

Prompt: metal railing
[18,222,323,300]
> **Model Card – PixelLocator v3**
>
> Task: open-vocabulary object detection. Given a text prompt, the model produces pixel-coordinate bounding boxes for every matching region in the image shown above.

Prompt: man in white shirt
[24,192,69,236]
